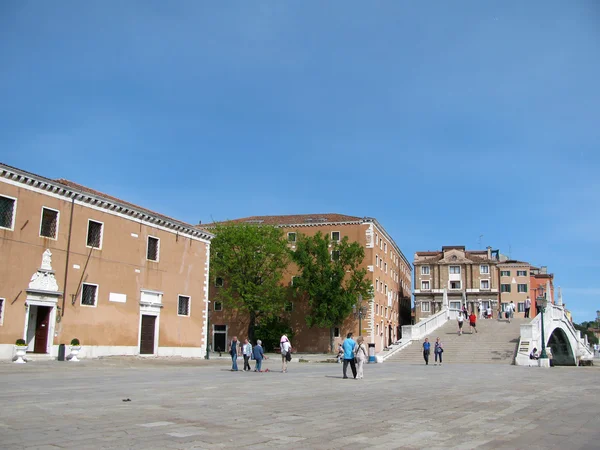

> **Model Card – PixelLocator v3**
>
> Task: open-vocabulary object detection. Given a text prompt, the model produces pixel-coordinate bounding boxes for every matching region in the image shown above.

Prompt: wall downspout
[61,196,75,317]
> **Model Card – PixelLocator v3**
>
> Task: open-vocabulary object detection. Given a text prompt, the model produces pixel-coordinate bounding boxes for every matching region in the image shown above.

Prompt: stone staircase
[387,317,527,364]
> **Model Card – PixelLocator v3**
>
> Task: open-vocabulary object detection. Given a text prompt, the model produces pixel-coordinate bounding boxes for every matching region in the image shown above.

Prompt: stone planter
[69,345,81,362]
[14,345,27,364]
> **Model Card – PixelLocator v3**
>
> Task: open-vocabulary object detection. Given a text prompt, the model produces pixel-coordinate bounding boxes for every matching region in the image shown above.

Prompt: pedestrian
[434,337,443,365]
[342,332,357,379]
[252,339,265,372]
[524,296,531,319]
[280,335,292,373]
[462,304,468,320]
[469,311,478,334]
[509,301,515,322]
[486,305,493,319]
[423,337,431,365]
[242,338,252,371]
[457,312,464,336]
[478,301,484,319]
[354,336,368,379]
[229,336,239,371]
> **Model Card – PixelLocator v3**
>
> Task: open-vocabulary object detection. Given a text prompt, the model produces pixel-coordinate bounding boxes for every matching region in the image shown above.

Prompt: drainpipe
[61,196,75,317]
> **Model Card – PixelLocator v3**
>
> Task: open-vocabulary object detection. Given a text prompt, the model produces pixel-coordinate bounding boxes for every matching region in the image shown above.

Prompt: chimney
[486,246,492,259]
[541,266,547,274]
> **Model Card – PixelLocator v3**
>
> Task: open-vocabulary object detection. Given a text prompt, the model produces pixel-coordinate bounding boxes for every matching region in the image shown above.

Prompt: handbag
[285,350,292,362]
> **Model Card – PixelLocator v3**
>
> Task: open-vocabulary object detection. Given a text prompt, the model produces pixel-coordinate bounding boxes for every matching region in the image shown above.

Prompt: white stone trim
[81,282,99,308]
[0,193,17,231]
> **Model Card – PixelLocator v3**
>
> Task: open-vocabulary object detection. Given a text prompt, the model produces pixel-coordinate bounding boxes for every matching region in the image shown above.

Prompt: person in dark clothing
[423,338,431,365]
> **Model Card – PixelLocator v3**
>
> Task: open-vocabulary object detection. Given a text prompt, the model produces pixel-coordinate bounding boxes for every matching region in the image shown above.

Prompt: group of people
[338,332,368,379]
[457,310,478,335]
[228,334,292,373]
[422,337,444,365]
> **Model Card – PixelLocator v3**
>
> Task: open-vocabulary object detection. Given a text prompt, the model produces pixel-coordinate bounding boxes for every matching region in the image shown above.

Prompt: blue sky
[1,2,599,322]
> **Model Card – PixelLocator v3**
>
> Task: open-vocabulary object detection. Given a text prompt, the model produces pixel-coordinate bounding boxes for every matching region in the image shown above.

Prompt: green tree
[291,231,373,351]
[210,224,290,343]
[574,322,599,345]
[254,315,294,352]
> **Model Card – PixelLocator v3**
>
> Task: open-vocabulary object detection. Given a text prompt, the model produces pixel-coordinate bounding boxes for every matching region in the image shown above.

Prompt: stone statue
[41,249,53,271]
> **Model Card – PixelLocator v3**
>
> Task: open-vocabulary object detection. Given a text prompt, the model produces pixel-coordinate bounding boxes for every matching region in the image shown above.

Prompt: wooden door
[140,315,156,354]
[34,306,51,353]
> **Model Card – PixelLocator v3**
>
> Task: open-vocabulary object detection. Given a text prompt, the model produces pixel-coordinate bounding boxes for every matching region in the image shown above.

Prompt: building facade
[529,265,555,317]
[0,164,212,360]
[497,260,531,318]
[413,246,501,322]
[207,214,412,353]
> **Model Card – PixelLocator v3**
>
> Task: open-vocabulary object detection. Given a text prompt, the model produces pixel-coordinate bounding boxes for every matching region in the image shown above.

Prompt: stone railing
[401,308,449,341]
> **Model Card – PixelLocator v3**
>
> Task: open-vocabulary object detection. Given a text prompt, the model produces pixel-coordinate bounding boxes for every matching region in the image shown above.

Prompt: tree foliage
[574,322,599,345]
[291,231,373,340]
[210,224,290,342]
[254,315,294,352]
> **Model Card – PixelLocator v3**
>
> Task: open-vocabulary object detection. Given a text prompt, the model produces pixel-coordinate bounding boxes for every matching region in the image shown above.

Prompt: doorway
[139,315,157,354]
[213,324,227,354]
[25,305,52,353]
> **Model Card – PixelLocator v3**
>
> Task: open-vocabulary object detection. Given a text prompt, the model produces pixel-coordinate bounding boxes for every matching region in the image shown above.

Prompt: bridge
[515,301,594,366]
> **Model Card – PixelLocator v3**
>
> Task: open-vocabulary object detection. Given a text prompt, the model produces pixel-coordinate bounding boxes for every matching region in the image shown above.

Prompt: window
[287,232,296,242]
[376,279,379,291]
[214,301,223,311]
[384,262,387,273]
[500,270,510,277]
[86,220,103,248]
[0,298,4,326]
[331,231,340,241]
[376,255,379,266]
[215,277,224,287]
[81,283,98,307]
[480,265,489,274]
[501,284,511,293]
[517,270,527,277]
[517,284,528,293]
[0,195,16,230]
[421,266,430,275]
[421,280,430,290]
[450,281,461,290]
[422,301,430,312]
[331,250,340,261]
[40,207,59,239]
[376,304,379,315]
[334,327,340,338]
[449,266,461,274]
[214,324,226,332]
[177,295,190,316]
[384,242,387,253]
[384,284,388,295]
[481,280,490,290]
[518,302,525,313]
[284,301,293,312]
[147,236,160,261]
[375,234,379,244]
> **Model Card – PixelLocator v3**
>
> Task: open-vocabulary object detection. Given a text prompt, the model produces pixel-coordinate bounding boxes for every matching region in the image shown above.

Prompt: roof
[0,163,212,241]
[498,259,530,265]
[206,213,364,226]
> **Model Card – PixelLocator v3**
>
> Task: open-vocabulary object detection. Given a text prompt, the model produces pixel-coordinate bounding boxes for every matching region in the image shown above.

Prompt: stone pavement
[1,357,599,449]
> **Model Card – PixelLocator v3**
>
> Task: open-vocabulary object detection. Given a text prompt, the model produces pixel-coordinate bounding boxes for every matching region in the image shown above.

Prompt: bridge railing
[401,308,451,341]
[548,303,593,358]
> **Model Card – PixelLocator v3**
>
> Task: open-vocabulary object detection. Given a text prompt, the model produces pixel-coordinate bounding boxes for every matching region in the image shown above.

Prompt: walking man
[252,339,265,372]
[524,296,531,319]
[242,338,252,371]
[342,332,357,379]
[229,336,239,371]
[423,337,431,365]
[469,311,478,334]
[509,301,516,322]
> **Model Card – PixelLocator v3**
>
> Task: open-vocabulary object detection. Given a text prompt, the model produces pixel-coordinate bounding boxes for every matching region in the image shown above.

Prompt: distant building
[497,260,532,318]
[413,246,501,322]
[529,265,555,317]
[205,214,412,353]
[0,163,212,360]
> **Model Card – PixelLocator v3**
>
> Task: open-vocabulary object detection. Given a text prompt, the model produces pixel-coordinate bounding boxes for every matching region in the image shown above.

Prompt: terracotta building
[0,163,212,360]
[497,260,532,318]
[529,265,555,317]
[205,214,412,354]
[413,246,501,321]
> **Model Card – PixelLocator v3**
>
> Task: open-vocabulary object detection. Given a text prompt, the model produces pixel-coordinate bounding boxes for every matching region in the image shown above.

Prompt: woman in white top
[354,336,368,379]
[457,312,464,336]
[280,335,292,373]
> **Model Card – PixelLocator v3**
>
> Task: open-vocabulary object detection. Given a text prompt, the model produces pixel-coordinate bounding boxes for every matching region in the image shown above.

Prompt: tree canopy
[291,231,373,345]
[209,223,290,342]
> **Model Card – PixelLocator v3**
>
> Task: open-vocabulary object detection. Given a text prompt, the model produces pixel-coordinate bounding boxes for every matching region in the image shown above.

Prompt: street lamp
[353,295,367,336]
[536,294,549,360]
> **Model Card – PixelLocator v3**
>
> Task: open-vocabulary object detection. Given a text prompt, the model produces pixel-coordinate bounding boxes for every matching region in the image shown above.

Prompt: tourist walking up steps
[354,336,368,379]
[434,337,443,365]
[342,332,357,379]
[457,312,464,336]
[509,301,516,322]
[423,337,431,365]
[524,296,531,319]
[469,311,478,334]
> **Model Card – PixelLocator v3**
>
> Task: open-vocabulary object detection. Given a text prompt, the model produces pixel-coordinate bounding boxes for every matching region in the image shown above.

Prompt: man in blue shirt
[342,332,357,379]
[423,337,431,365]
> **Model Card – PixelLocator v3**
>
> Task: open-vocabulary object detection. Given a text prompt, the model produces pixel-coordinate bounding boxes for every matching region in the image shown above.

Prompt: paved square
[1,357,599,449]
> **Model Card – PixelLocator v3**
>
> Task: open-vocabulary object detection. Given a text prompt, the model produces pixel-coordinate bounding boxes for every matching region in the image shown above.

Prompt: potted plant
[14,339,27,364]
[69,338,81,362]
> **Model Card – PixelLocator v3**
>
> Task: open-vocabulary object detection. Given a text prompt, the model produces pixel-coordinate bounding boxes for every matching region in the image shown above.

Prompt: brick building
[206,214,411,353]
[497,260,532,318]
[0,163,212,360]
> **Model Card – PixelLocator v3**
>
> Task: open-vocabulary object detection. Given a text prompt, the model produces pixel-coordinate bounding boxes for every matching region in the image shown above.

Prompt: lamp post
[353,295,367,336]
[536,294,549,361]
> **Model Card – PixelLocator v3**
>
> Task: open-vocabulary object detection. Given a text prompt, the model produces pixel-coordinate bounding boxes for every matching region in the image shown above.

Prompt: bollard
[57,344,66,361]
[368,343,376,363]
